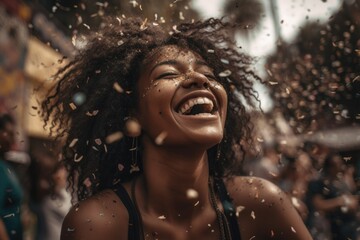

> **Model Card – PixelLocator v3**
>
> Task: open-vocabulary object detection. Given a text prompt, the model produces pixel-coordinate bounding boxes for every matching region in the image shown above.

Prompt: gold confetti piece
[194,200,200,206]
[268,81,278,85]
[186,188,198,199]
[155,131,168,145]
[125,119,141,137]
[158,215,166,220]
[220,59,229,64]
[3,213,15,218]
[235,205,245,217]
[83,178,92,187]
[74,153,83,162]
[130,164,140,173]
[105,132,123,144]
[104,144,108,152]
[172,25,180,33]
[94,138,102,145]
[140,18,148,30]
[251,211,256,219]
[218,70,231,77]
[129,0,139,7]
[86,110,99,116]
[207,49,215,53]
[291,226,296,233]
[118,164,124,171]
[69,102,77,110]
[69,138,78,148]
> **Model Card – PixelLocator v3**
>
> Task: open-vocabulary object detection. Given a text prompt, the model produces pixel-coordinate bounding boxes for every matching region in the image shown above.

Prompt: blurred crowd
[0,0,359,239]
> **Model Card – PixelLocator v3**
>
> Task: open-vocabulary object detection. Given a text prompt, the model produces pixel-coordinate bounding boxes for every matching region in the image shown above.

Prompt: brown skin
[61,46,312,240]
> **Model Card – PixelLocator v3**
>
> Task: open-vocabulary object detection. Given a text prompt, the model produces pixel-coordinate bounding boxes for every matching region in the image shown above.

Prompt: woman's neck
[138,139,212,222]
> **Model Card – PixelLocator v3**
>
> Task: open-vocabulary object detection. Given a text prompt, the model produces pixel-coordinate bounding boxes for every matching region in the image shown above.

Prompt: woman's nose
[181,72,210,89]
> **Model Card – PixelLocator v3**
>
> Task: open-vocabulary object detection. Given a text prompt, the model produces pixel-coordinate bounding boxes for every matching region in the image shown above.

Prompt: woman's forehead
[143,45,204,67]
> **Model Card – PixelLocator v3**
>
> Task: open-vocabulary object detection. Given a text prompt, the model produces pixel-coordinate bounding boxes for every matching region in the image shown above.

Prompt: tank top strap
[114,184,142,240]
[214,177,242,240]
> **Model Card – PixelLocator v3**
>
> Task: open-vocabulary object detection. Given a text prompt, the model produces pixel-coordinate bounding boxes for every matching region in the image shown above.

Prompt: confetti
[140,18,148,30]
[94,138,102,145]
[3,213,15,218]
[218,70,231,77]
[105,132,124,144]
[69,102,77,110]
[125,119,141,137]
[251,211,256,219]
[69,138,78,148]
[118,164,124,171]
[220,59,229,64]
[83,178,91,187]
[73,92,86,105]
[74,153,83,162]
[186,188,198,199]
[158,215,166,220]
[130,164,140,173]
[86,110,99,116]
[235,205,245,217]
[155,131,168,145]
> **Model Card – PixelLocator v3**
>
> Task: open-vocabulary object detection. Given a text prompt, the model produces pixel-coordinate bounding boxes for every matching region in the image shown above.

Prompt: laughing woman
[42,17,312,240]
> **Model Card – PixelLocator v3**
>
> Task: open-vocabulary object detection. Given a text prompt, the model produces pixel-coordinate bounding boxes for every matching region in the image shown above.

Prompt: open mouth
[176,97,218,116]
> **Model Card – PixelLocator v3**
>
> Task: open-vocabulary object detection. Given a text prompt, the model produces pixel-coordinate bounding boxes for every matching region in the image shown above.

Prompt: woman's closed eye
[155,72,181,80]
[203,73,217,81]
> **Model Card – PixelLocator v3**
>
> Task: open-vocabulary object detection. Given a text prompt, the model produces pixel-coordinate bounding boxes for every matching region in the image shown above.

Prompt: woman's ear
[124,117,141,137]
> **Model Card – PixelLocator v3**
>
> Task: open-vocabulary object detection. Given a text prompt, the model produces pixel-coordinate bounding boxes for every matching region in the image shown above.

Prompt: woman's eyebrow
[195,60,209,67]
[149,59,211,75]
[149,60,178,75]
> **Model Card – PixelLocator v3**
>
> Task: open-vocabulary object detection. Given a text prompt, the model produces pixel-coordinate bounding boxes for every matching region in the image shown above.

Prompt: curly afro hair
[42,17,261,201]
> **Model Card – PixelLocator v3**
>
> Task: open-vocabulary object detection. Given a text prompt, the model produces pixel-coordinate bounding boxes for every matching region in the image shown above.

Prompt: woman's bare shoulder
[225,176,286,204]
[224,176,312,240]
[61,189,129,240]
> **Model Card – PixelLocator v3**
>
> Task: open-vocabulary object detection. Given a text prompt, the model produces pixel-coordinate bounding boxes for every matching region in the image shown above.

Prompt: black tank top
[114,178,241,240]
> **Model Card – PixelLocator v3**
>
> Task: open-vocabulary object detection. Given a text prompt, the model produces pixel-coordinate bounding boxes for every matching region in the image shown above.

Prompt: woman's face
[136,45,228,149]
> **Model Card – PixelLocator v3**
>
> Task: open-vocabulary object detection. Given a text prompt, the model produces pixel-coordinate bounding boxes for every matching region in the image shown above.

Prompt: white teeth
[179,97,214,114]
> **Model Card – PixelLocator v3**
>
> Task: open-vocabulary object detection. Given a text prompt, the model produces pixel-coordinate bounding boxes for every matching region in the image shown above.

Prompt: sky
[190,0,342,111]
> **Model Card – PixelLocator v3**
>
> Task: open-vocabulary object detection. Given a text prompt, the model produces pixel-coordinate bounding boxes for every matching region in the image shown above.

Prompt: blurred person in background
[305,153,359,240]
[277,151,314,221]
[0,113,23,240]
[29,141,71,240]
